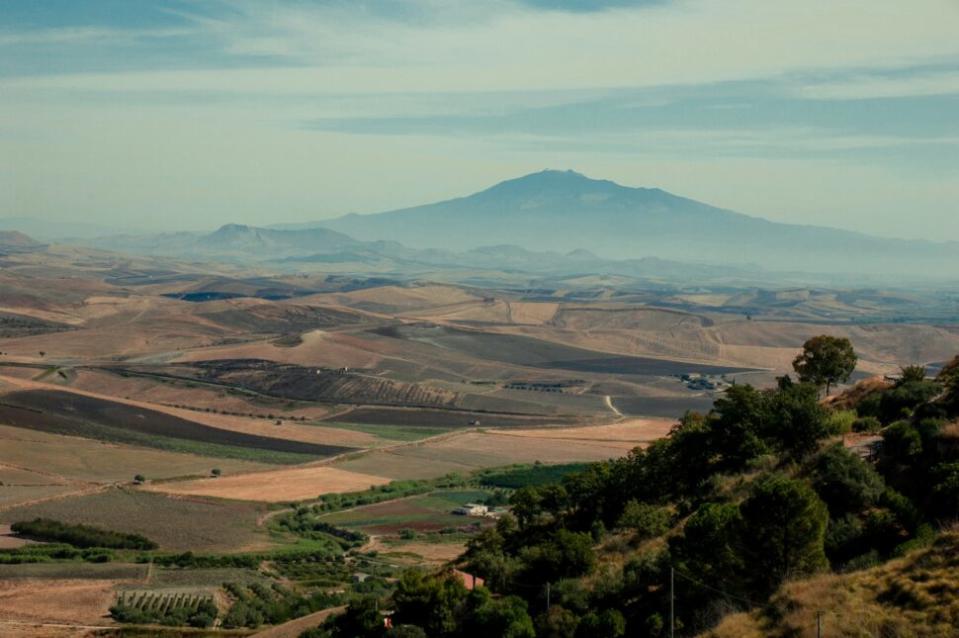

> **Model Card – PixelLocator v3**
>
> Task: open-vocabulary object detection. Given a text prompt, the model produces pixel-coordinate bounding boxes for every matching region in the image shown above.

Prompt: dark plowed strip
[0,390,353,457]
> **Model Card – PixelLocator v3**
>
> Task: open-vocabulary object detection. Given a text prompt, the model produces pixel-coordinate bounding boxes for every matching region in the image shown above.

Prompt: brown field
[492,417,674,443]
[0,424,269,487]
[334,427,643,480]
[0,578,124,626]
[0,488,272,552]
[67,368,335,420]
[146,465,391,503]
[380,541,466,563]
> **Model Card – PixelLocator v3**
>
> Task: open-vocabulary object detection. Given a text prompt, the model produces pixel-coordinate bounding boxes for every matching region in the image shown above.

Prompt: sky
[1,0,958,239]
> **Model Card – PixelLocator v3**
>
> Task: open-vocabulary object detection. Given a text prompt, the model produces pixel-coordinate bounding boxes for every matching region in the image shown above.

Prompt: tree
[211,468,222,477]
[574,609,625,638]
[391,570,467,637]
[535,605,579,638]
[792,336,857,395]
[810,444,885,516]
[464,589,535,638]
[739,474,828,595]
[133,474,145,484]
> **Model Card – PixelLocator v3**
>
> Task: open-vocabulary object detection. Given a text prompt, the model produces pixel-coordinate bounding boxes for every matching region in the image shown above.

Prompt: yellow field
[145,465,391,502]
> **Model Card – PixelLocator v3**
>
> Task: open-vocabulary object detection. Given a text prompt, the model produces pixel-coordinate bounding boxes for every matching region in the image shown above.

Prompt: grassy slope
[703,532,959,638]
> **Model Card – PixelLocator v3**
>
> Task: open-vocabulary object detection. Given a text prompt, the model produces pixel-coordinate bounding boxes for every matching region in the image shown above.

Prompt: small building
[452,569,485,591]
[453,503,488,516]
[352,572,369,584]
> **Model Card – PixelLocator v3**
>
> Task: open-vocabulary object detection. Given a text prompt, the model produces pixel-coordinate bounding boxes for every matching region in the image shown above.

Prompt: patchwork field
[0,388,353,464]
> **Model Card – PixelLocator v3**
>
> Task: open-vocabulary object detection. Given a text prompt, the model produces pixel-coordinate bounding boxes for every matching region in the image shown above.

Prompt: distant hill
[0,230,45,254]
[317,170,959,277]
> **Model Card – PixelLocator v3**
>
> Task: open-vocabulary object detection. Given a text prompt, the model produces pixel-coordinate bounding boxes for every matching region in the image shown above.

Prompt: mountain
[317,170,959,277]
[84,224,362,260]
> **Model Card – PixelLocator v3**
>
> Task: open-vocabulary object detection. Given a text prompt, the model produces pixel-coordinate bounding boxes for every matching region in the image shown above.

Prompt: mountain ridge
[314,170,957,276]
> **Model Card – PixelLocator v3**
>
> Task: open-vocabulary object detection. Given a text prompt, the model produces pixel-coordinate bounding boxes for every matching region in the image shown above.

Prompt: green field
[319,421,451,443]
[319,489,495,534]
[479,462,590,488]
[0,488,271,552]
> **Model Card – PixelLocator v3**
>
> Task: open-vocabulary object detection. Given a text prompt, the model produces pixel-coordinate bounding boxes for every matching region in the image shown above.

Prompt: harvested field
[0,523,35,548]
[329,406,579,428]
[334,427,645,480]
[492,418,674,444]
[0,488,271,552]
[382,540,466,564]
[611,394,715,418]
[0,578,122,626]
[0,424,269,485]
[0,389,354,462]
[146,466,391,503]
[0,563,149,580]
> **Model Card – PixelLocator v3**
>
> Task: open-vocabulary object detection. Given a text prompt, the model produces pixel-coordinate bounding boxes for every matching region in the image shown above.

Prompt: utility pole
[545,581,551,611]
[816,611,823,638]
[670,567,675,638]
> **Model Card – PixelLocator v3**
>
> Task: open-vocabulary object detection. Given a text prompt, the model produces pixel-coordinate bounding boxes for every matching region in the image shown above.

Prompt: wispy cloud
[1,0,957,240]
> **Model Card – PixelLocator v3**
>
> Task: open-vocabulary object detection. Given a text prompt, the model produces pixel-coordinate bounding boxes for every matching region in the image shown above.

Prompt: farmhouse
[452,503,488,516]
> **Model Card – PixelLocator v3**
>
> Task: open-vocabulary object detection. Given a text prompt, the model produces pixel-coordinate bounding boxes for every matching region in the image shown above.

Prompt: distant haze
[1,1,957,241]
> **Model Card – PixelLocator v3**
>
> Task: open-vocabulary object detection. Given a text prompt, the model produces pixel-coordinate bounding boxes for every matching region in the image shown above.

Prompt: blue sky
[1,0,957,239]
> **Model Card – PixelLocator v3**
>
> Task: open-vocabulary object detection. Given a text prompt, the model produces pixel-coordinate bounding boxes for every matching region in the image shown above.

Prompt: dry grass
[0,578,123,626]
[703,532,959,638]
[493,418,674,443]
[146,466,391,502]
[0,423,269,486]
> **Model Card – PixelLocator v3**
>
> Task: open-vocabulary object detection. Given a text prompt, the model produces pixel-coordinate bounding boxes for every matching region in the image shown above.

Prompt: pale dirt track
[251,606,346,638]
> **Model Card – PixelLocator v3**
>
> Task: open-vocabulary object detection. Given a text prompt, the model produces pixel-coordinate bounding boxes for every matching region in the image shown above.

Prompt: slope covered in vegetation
[306,344,959,638]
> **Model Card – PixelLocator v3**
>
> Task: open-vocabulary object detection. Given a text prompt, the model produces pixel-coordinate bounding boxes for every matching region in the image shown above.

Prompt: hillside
[318,170,959,277]
[0,231,45,254]
[704,532,959,637]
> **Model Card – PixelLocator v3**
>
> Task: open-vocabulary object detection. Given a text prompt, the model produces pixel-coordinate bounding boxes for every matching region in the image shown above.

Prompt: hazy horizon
[2,1,958,242]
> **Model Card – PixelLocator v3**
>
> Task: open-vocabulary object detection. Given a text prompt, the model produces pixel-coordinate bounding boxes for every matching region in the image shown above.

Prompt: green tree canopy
[740,474,829,595]
[792,335,858,395]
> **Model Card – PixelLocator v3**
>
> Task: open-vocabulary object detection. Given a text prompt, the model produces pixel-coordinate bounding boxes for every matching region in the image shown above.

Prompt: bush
[852,416,882,433]
[616,501,670,539]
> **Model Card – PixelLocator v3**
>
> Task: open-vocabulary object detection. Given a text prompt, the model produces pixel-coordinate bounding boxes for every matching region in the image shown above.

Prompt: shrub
[852,416,882,433]
[616,501,670,539]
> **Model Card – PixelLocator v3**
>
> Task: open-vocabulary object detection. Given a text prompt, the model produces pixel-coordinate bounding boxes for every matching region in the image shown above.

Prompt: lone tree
[133,474,145,484]
[792,335,857,395]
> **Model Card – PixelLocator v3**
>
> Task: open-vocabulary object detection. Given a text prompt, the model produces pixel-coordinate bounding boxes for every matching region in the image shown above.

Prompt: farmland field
[319,489,495,534]
[374,324,754,376]
[327,406,579,428]
[146,465,391,503]
[0,488,271,552]
[0,423,270,486]
[0,389,354,463]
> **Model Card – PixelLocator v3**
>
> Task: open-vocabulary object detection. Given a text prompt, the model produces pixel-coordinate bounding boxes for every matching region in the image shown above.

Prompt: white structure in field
[453,503,488,516]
